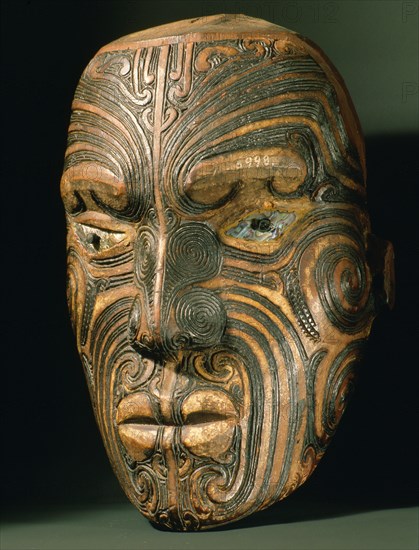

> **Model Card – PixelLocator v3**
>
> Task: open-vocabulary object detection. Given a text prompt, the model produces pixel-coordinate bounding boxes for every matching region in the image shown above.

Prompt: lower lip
[118,418,237,461]
[117,390,239,461]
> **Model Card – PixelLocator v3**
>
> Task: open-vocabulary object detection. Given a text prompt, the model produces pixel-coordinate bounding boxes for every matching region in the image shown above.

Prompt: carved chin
[105,347,253,529]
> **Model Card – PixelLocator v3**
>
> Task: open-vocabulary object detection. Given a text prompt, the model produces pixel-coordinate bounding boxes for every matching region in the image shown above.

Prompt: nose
[131,221,226,355]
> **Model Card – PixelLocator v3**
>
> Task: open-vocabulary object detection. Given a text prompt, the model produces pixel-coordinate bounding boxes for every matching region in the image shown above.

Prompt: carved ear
[367,234,395,312]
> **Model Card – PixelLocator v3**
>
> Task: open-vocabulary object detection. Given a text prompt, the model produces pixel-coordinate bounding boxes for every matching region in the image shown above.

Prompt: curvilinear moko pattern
[61,15,394,530]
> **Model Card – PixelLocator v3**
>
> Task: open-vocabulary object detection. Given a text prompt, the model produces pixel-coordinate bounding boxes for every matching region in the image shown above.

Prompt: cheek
[263,233,375,496]
[66,232,138,409]
[66,249,90,347]
[218,284,308,506]
[216,229,374,501]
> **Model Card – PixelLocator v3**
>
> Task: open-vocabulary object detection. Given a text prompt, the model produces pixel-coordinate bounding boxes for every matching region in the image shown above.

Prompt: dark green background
[1,1,418,548]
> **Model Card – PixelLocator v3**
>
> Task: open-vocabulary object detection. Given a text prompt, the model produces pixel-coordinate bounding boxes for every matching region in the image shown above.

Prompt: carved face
[61,16,391,530]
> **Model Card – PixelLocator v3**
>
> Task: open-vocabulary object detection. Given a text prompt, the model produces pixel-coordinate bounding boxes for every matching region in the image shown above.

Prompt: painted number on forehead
[236,155,271,169]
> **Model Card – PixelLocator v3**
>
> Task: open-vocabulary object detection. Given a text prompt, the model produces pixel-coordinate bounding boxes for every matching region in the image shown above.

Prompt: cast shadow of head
[153,134,419,532]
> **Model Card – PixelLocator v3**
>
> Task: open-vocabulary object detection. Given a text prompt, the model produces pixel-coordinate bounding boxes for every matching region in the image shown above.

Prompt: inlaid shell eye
[75,223,126,253]
[226,210,296,242]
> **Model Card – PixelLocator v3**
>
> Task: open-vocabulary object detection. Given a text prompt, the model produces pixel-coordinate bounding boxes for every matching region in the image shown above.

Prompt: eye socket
[226,210,295,242]
[74,223,126,254]
[250,217,272,232]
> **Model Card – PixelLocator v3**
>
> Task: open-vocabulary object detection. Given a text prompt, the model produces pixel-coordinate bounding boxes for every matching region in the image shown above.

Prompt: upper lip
[116,390,238,427]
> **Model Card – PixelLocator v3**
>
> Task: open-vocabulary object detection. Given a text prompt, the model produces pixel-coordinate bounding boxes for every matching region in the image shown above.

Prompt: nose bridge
[135,220,225,352]
[134,220,165,346]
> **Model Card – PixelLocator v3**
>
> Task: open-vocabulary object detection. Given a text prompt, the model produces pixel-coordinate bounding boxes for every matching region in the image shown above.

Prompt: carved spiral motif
[315,244,371,333]
[167,223,221,283]
[321,341,364,438]
[65,30,376,530]
[116,350,155,393]
[175,288,227,346]
[193,351,238,383]
[135,467,159,514]
[324,364,357,436]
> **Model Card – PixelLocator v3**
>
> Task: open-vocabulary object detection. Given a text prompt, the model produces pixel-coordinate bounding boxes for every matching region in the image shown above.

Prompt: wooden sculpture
[61,14,394,530]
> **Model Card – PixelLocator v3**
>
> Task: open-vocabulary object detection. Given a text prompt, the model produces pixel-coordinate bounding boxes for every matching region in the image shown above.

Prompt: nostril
[138,332,155,350]
[171,331,193,349]
[127,296,157,354]
[131,332,157,360]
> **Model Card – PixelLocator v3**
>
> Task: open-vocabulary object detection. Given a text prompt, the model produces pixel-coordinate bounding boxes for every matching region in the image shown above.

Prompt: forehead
[61,36,365,217]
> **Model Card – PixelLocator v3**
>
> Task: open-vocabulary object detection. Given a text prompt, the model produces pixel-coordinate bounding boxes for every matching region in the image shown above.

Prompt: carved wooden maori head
[61,14,394,530]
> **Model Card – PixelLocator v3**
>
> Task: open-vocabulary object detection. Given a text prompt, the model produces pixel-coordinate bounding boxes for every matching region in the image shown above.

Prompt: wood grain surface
[61,14,394,530]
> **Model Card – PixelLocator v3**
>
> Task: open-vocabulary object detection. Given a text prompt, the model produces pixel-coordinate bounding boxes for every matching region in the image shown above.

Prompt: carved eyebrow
[183,148,308,204]
[61,162,128,214]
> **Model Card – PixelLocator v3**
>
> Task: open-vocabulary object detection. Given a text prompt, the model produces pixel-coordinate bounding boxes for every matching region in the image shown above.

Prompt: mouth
[116,390,239,461]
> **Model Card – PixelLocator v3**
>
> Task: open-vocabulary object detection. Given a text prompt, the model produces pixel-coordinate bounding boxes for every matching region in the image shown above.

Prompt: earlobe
[367,234,396,312]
